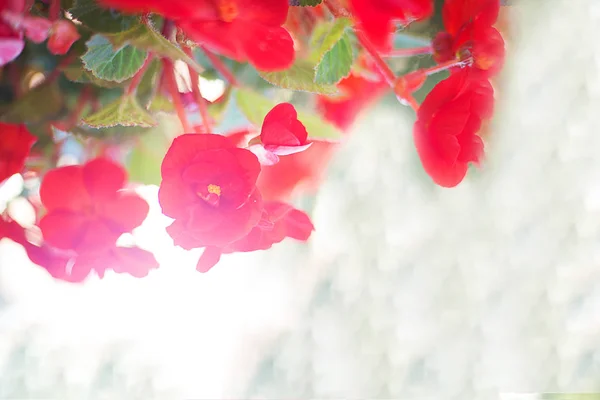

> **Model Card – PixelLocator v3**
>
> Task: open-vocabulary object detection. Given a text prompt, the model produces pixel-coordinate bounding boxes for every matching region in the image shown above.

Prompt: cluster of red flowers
[0,0,506,282]
[98,0,295,71]
[159,103,315,272]
[414,0,504,187]
[0,0,79,64]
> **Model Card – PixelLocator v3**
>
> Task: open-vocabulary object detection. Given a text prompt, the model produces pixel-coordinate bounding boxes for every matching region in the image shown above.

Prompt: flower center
[197,184,222,207]
[217,0,238,23]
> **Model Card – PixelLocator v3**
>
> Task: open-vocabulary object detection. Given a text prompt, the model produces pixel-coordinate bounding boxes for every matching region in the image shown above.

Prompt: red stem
[184,46,212,133]
[384,46,433,57]
[49,0,61,20]
[163,58,192,133]
[202,46,239,86]
[126,53,154,95]
[421,58,472,76]
[324,0,419,112]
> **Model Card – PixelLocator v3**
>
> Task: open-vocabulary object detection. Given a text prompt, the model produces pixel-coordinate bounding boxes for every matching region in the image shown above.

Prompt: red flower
[97,0,223,20]
[196,201,314,272]
[413,69,494,187]
[39,157,149,254]
[177,0,294,71]
[350,0,434,50]
[433,0,504,77]
[47,20,80,55]
[99,0,295,71]
[260,103,309,152]
[0,123,36,184]
[248,103,312,165]
[159,133,263,249]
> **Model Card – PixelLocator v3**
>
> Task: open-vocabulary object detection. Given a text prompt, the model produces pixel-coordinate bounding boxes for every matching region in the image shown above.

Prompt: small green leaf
[106,23,204,75]
[234,88,342,141]
[147,94,175,114]
[82,95,157,128]
[310,17,352,61]
[0,84,64,124]
[258,60,338,95]
[69,0,138,33]
[135,58,162,108]
[62,59,127,88]
[82,34,148,82]
[290,0,322,5]
[315,33,354,84]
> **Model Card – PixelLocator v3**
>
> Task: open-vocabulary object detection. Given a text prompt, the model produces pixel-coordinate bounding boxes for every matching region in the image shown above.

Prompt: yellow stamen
[207,184,221,196]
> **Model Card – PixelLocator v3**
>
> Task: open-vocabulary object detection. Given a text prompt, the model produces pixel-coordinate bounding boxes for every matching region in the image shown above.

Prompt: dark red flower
[177,0,294,71]
[196,201,314,272]
[433,0,504,77]
[159,133,263,249]
[39,157,149,254]
[350,0,434,50]
[413,69,494,187]
[0,123,36,184]
[47,20,80,55]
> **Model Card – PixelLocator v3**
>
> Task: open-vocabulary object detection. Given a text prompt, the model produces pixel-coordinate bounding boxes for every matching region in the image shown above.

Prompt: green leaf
[82,95,157,128]
[0,84,64,124]
[69,0,138,33]
[147,94,175,114]
[234,88,342,141]
[310,17,352,61]
[82,34,148,82]
[315,33,354,84]
[258,60,338,95]
[106,23,204,75]
[290,0,322,5]
[135,58,162,108]
[127,115,180,185]
[62,58,127,88]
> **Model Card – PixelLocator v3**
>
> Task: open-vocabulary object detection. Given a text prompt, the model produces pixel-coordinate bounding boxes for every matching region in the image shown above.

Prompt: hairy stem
[202,46,239,86]
[163,58,192,133]
[184,46,212,133]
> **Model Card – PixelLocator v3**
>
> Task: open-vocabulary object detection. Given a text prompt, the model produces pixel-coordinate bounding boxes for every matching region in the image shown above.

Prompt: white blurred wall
[2,0,600,398]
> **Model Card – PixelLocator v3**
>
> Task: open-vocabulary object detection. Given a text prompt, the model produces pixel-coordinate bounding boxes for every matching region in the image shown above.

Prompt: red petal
[0,38,24,67]
[39,211,88,250]
[0,123,36,182]
[47,20,80,55]
[75,219,121,254]
[241,24,294,71]
[237,0,289,25]
[413,120,467,187]
[261,103,308,146]
[158,178,198,219]
[161,134,234,178]
[455,23,505,77]
[196,246,222,273]
[21,16,52,43]
[101,193,149,232]
[178,20,244,62]
[40,165,92,212]
[443,0,499,35]
[82,157,126,202]
[112,246,159,277]
[283,208,314,241]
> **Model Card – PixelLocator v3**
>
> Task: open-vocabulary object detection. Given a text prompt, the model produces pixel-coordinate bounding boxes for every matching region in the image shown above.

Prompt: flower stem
[163,58,192,133]
[323,0,419,112]
[49,0,61,20]
[125,53,154,95]
[202,46,239,86]
[384,46,433,57]
[184,46,212,133]
[421,58,472,76]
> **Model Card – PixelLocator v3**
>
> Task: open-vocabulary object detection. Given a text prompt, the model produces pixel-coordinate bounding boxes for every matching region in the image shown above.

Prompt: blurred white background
[2,0,600,398]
